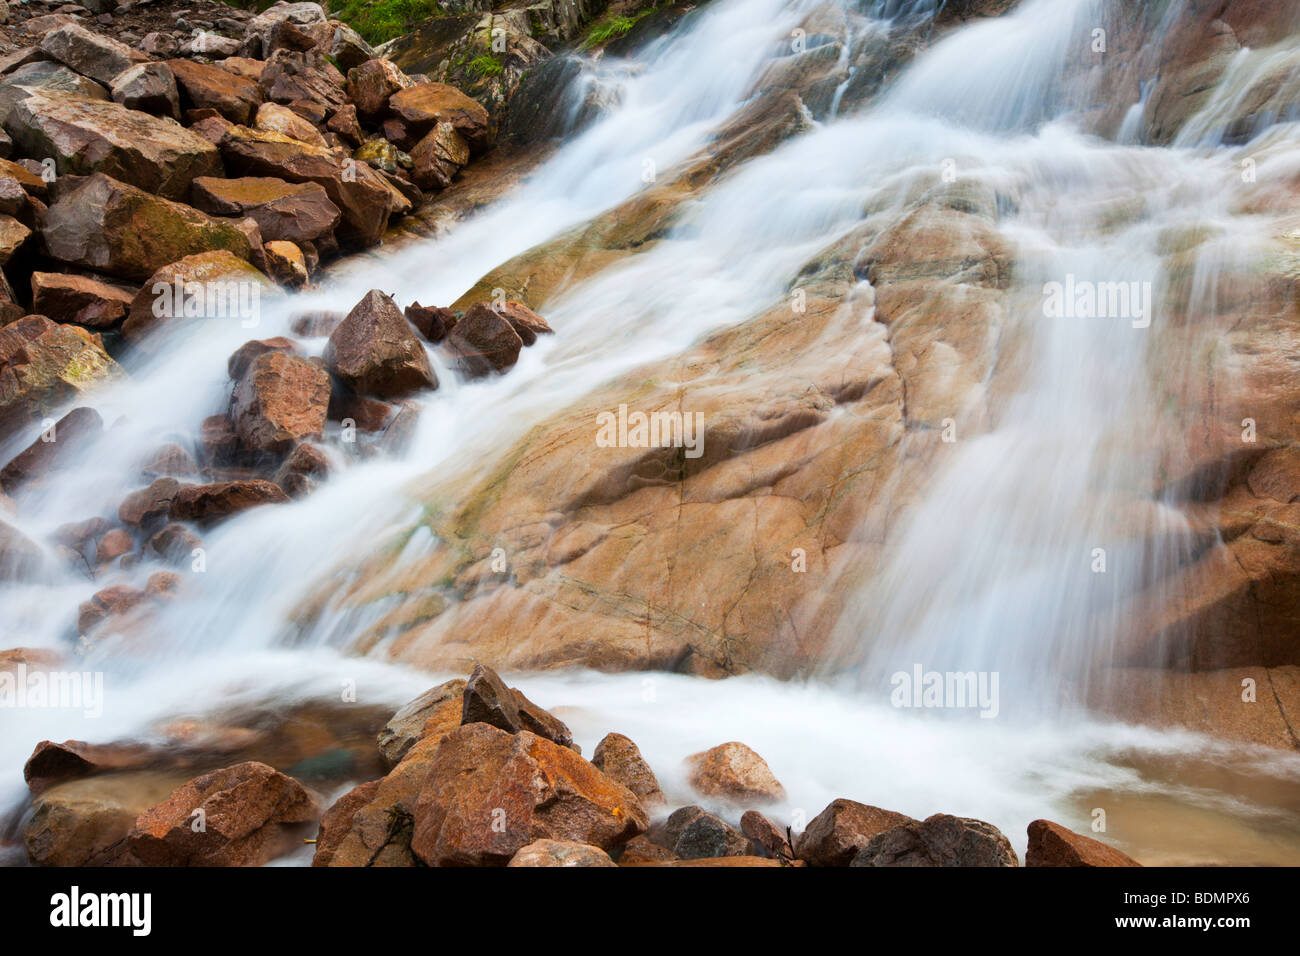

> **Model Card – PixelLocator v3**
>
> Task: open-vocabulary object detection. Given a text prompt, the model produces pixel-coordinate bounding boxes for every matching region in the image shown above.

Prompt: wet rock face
[851,814,1019,867]
[1025,819,1140,867]
[230,351,331,455]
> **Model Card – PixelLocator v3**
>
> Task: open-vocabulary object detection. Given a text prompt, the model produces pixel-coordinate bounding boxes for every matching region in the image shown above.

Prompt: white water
[3,0,1300,863]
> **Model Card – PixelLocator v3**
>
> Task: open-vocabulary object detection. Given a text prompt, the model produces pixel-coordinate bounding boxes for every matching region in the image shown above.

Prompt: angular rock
[685,741,786,806]
[118,476,179,530]
[410,723,647,866]
[404,302,456,343]
[741,810,793,859]
[508,839,616,867]
[796,798,917,867]
[254,100,325,148]
[0,405,101,491]
[109,62,180,120]
[461,662,574,749]
[591,732,664,808]
[851,814,1019,867]
[656,805,751,860]
[169,479,290,526]
[30,272,133,329]
[344,57,409,120]
[167,59,262,124]
[408,121,468,191]
[0,212,28,263]
[122,250,275,343]
[0,314,119,441]
[126,761,318,866]
[496,301,553,346]
[226,336,297,380]
[324,289,435,399]
[388,83,490,151]
[376,678,466,768]
[39,23,143,86]
[5,91,221,200]
[191,175,340,246]
[230,351,330,455]
[41,174,252,281]
[220,125,395,246]
[272,441,330,497]
[443,303,522,377]
[263,239,308,288]
[1026,819,1141,867]
[258,50,345,112]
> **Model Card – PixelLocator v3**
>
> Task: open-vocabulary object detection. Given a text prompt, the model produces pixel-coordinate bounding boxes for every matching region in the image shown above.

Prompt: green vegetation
[467,53,504,78]
[327,0,447,46]
[579,5,661,51]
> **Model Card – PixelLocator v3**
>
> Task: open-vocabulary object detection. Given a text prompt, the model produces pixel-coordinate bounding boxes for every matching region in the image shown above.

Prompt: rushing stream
[3,0,1300,864]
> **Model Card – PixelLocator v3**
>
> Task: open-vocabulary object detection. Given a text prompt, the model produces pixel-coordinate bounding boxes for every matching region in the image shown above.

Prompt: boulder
[254,100,326,148]
[24,773,180,867]
[273,441,330,497]
[376,678,466,768]
[387,83,490,151]
[410,723,648,866]
[310,777,383,867]
[126,761,318,866]
[258,50,346,112]
[654,805,751,860]
[404,302,456,343]
[109,62,180,120]
[684,741,787,806]
[41,174,252,281]
[191,176,340,246]
[220,125,395,246]
[118,477,180,530]
[591,732,664,807]
[139,443,198,480]
[344,57,410,120]
[328,24,375,71]
[5,91,221,199]
[796,798,917,866]
[22,739,156,793]
[121,250,275,343]
[461,662,574,749]
[30,272,133,329]
[408,121,468,191]
[0,405,101,491]
[169,479,290,526]
[167,58,262,124]
[226,336,297,380]
[0,212,28,263]
[230,351,330,455]
[851,814,1019,867]
[1026,819,1141,867]
[0,314,120,441]
[741,810,794,859]
[38,23,144,86]
[263,239,308,288]
[324,289,435,398]
[508,840,616,867]
[443,303,522,377]
[496,301,553,346]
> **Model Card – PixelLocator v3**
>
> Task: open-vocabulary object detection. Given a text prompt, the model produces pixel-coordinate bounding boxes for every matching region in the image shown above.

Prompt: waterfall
[3,0,1299,864]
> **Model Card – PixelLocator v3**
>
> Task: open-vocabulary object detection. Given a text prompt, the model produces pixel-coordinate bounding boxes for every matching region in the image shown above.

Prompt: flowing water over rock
[3,0,1300,865]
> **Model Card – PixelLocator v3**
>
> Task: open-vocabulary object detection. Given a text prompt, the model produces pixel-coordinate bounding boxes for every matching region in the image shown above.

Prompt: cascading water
[3,0,1300,865]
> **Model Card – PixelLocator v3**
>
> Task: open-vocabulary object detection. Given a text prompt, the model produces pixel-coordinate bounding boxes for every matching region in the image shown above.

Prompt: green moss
[328,0,447,46]
[580,6,660,51]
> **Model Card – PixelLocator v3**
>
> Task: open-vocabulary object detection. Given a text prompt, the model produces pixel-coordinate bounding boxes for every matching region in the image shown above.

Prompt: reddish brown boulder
[272,442,330,497]
[591,732,664,807]
[0,315,120,441]
[496,300,554,346]
[0,406,102,491]
[118,477,180,530]
[443,303,523,377]
[404,302,456,343]
[23,739,156,795]
[191,176,341,245]
[167,59,263,124]
[30,273,134,330]
[94,528,132,565]
[121,251,275,344]
[126,761,319,866]
[408,122,468,191]
[1026,819,1141,867]
[376,678,467,768]
[462,662,574,749]
[77,584,148,634]
[345,58,411,120]
[324,289,436,398]
[685,741,787,806]
[40,23,146,86]
[199,415,239,466]
[508,840,616,867]
[263,239,309,288]
[388,83,490,151]
[110,62,181,120]
[139,443,198,479]
[311,778,382,867]
[226,336,297,380]
[795,799,917,866]
[410,723,648,866]
[147,523,201,564]
[230,351,330,454]
[741,810,794,859]
[169,479,290,526]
